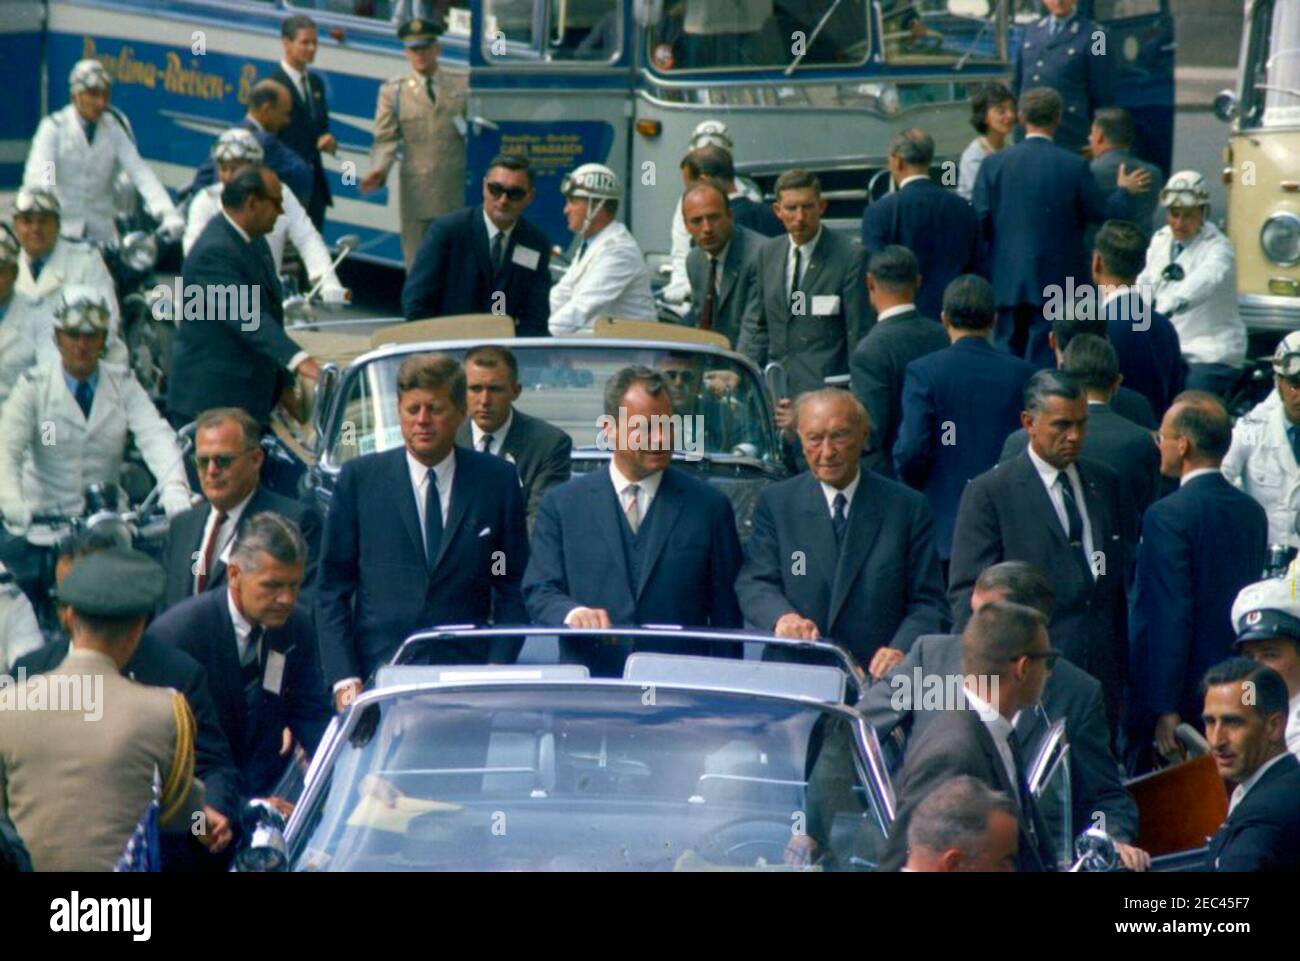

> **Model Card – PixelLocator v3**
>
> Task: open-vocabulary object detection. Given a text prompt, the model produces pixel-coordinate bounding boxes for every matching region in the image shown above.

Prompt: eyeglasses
[195,450,252,472]
[660,369,698,384]
[1017,649,1062,670]
[486,182,529,202]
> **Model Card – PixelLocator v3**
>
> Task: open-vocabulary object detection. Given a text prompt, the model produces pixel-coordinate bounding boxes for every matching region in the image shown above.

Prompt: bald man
[736,388,947,677]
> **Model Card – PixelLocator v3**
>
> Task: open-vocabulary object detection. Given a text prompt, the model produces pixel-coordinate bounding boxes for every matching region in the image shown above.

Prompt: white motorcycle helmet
[69,59,112,94]
[1159,170,1210,210]
[211,127,266,166]
[52,285,112,337]
[561,163,622,237]
[690,120,734,152]
[13,185,62,218]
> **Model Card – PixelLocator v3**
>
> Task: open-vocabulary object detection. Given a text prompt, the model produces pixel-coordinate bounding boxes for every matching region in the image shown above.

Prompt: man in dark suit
[881,601,1058,872]
[523,366,742,674]
[682,180,761,347]
[973,87,1149,364]
[166,167,322,428]
[738,169,869,404]
[861,129,982,322]
[273,14,333,228]
[318,354,529,708]
[1094,220,1186,419]
[1001,335,1161,516]
[683,145,783,238]
[1128,393,1268,772]
[401,154,552,336]
[1086,109,1162,248]
[948,370,1136,731]
[1045,311,1158,429]
[161,407,320,611]
[860,561,1148,869]
[1202,659,1300,871]
[146,512,331,806]
[850,246,947,480]
[736,389,946,679]
[454,345,570,529]
[901,776,1020,872]
[894,275,1037,567]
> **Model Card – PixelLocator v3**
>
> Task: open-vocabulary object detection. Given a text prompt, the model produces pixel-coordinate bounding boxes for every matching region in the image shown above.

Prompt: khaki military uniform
[371,69,467,267]
[0,648,201,871]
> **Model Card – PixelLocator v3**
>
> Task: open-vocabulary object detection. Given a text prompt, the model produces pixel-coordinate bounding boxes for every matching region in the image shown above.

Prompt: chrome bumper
[1240,294,1300,332]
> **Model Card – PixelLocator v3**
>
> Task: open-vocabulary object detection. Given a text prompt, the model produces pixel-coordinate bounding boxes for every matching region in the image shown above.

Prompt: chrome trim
[1261,211,1300,267]
[1239,293,1300,331]
[1027,718,1068,796]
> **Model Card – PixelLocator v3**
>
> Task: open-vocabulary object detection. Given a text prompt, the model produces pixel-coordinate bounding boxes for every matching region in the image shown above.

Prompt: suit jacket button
[1037,60,1044,67]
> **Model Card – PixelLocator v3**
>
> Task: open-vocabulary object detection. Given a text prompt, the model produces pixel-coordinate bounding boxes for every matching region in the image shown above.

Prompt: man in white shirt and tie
[272,14,335,228]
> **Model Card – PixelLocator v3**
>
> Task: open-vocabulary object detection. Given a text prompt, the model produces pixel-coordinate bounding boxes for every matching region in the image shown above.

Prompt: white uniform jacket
[549,221,656,335]
[183,184,344,293]
[0,359,190,520]
[0,296,40,407]
[14,238,129,367]
[1136,221,1247,367]
[1222,392,1300,548]
[23,105,177,245]
[0,580,43,674]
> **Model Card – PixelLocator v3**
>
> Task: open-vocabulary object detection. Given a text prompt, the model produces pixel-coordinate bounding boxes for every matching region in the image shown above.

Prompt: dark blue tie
[74,380,93,418]
[1288,426,1300,466]
[84,119,96,144]
[29,259,44,281]
[831,492,848,551]
[242,626,265,719]
[491,231,505,277]
[424,467,443,569]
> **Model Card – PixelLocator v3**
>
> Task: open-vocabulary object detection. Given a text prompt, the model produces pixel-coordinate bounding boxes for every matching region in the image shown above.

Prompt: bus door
[0,0,46,187]
[466,0,635,252]
[1087,0,1176,174]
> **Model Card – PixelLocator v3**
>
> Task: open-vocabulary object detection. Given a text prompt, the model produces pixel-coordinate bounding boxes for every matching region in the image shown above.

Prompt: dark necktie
[84,119,97,144]
[29,259,44,281]
[74,380,93,419]
[425,76,437,104]
[831,492,848,551]
[242,625,265,718]
[1288,426,1300,466]
[698,256,718,331]
[790,247,803,310]
[1172,242,1184,261]
[479,433,494,454]
[491,231,505,276]
[1007,733,1046,863]
[1055,473,1091,576]
[424,467,443,569]
[300,74,315,121]
[195,510,228,593]
[577,239,588,262]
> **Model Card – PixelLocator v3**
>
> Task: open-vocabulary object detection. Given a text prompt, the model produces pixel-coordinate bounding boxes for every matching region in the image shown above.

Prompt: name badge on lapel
[511,245,541,271]
[811,295,841,316]
[263,649,287,696]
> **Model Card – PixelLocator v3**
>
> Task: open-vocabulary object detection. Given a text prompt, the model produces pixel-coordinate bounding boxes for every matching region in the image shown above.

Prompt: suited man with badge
[738,169,869,404]
[682,179,761,347]
[401,154,551,334]
[273,14,334,228]
[454,345,571,530]
[736,390,947,679]
[317,354,529,709]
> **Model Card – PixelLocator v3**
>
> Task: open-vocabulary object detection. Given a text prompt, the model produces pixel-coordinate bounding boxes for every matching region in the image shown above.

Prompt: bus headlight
[1261,213,1300,267]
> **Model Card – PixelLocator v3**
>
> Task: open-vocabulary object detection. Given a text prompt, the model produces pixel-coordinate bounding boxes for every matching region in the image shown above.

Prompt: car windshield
[1243,0,1300,128]
[290,686,887,871]
[325,344,781,466]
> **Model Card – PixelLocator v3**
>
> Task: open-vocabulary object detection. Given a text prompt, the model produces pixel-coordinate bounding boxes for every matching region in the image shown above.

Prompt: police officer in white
[1223,332,1300,548]
[0,226,39,407]
[10,186,129,368]
[1231,574,1300,760]
[0,286,191,536]
[23,60,185,246]
[182,128,348,302]
[549,163,655,335]
[1135,170,1247,397]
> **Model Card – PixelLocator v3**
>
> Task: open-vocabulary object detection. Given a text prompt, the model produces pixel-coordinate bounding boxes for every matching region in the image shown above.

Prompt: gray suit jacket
[738,229,870,398]
[685,225,761,348]
[859,632,1138,844]
[1087,148,1161,248]
[456,408,572,530]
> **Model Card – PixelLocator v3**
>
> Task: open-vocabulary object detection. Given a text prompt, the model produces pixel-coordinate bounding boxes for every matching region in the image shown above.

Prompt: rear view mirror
[1213,90,1238,123]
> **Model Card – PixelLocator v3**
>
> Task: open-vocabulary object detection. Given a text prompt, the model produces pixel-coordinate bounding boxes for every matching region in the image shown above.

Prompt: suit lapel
[828,474,882,630]
[796,474,840,607]
[471,207,497,286]
[590,472,632,591]
[214,594,249,750]
[389,449,427,563]
[1077,461,1107,571]
[799,234,829,294]
[433,451,477,572]
[716,234,744,310]
[634,471,684,601]
[1013,455,1070,549]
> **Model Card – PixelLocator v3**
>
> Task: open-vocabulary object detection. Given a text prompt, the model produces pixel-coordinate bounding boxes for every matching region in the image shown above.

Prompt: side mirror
[1069,827,1118,873]
[334,233,360,255]
[1213,90,1239,124]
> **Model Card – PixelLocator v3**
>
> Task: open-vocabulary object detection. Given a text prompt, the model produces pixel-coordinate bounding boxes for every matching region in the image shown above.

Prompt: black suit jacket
[271,65,331,212]
[736,470,947,665]
[167,216,300,425]
[159,485,322,612]
[316,446,529,685]
[881,707,1055,872]
[1111,385,1158,430]
[848,307,948,478]
[861,178,983,321]
[13,637,242,819]
[730,196,783,237]
[456,409,571,530]
[1207,753,1300,872]
[1105,292,1186,420]
[859,632,1138,844]
[948,455,1135,721]
[144,591,332,800]
[1000,402,1161,515]
[401,205,552,336]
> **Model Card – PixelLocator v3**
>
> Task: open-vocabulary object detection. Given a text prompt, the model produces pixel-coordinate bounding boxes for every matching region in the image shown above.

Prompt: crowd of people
[2,2,1300,874]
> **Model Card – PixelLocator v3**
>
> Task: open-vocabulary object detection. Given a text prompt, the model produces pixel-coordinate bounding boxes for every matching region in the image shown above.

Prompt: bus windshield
[1243,0,1300,128]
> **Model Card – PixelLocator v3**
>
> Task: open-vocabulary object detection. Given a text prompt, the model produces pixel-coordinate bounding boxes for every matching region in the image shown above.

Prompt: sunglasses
[486,182,529,202]
[195,450,252,472]
[660,369,698,384]
[1017,649,1062,670]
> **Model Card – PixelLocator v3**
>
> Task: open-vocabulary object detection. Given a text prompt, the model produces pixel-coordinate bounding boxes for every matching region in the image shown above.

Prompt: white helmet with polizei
[211,127,266,166]
[69,59,112,94]
[560,163,622,203]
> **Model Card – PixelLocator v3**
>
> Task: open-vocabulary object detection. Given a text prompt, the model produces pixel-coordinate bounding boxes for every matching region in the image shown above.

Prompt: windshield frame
[284,680,896,869]
[1238,0,1300,132]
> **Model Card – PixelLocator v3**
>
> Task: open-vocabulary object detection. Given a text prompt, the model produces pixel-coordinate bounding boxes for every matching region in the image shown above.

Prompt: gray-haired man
[903,776,1019,872]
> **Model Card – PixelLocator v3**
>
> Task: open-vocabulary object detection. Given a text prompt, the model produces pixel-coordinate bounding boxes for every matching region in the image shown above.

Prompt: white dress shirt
[1180,466,1220,487]
[1287,694,1300,761]
[471,409,513,456]
[1026,445,1095,574]
[279,60,312,107]
[196,487,256,590]
[226,589,260,666]
[874,303,916,324]
[963,685,1020,801]
[406,447,455,557]
[895,174,929,190]
[820,471,860,519]
[786,229,822,297]
[1227,751,1290,816]
[483,210,515,263]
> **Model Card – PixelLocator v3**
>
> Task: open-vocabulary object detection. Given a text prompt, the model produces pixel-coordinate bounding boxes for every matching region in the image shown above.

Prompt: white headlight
[1261,213,1300,267]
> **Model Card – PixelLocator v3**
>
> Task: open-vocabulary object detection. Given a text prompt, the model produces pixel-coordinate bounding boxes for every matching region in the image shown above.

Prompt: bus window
[880,1,1004,66]
[647,1,868,73]
[484,0,623,63]
[292,0,471,29]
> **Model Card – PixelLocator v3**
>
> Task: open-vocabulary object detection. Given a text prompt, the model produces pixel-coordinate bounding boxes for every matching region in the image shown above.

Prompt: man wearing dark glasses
[158,406,319,612]
[401,153,552,336]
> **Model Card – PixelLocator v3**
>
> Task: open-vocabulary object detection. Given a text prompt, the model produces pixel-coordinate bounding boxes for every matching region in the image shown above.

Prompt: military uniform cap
[59,547,165,617]
[1232,575,1300,645]
[398,17,443,47]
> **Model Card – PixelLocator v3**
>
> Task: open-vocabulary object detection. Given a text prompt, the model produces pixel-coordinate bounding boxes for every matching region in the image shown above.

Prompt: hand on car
[774,612,820,641]
[334,680,363,713]
[1114,842,1151,872]
[566,607,613,630]
[868,647,905,680]
[196,805,233,853]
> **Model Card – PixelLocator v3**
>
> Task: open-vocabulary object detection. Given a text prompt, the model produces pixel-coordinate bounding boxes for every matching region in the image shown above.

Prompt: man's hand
[868,647,905,680]
[567,607,613,630]
[196,805,233,853]
[774,612,820,641]
[296,357,322,381]
[265,796,295,820]
[1114,842,1152,872]
[784,833,820,868]
[704,370,740,396]
[280,726,294,757]
[1117,163,1153,195]
[320,285,351,306]
[774,398,796,439]
[358,169,387,194]
[317,132,338,154]
[1154,712,1186,762]
[334,680,363,713]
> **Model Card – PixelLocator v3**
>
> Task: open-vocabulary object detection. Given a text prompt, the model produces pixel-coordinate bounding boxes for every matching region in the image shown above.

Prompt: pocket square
[478,526,492,538]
